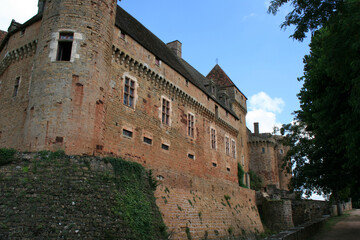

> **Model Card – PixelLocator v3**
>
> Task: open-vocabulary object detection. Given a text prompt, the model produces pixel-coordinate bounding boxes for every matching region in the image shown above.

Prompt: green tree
[268,0,347,41]
[281,1,360,205]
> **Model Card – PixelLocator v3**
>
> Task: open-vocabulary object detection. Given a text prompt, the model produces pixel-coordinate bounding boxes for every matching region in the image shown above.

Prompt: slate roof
[207,64,247,100]
[115,6,239,119]
[207,64,235,87]
[0,14,42,52]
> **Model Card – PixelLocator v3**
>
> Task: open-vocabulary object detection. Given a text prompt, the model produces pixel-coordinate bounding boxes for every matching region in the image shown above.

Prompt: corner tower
[24,0,117,154]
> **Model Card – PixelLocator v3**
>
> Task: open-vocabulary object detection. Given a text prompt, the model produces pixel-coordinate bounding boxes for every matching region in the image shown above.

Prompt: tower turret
[24,0,117,154]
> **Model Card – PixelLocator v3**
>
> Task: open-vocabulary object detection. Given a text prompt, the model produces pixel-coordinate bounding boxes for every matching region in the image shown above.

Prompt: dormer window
[155,57,161,66]
[57,32,73,61]
[120,31,126,40]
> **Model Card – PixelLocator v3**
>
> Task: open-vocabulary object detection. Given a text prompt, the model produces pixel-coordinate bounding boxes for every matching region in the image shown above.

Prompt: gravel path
[313,209,360,240]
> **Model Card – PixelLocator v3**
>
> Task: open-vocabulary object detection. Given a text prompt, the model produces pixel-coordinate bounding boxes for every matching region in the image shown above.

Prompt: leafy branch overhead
[278,0,360,203]
[268,0,346,41]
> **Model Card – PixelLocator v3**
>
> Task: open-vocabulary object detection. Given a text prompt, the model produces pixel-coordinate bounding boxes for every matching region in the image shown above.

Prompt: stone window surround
[187,112,195,138]
[210,127,216,150]
[225,135,230,156]
[122,72,138,110]
[187,151,195,160]
[121,125,134,140]
[161,138,170,151]
[49,29,83,62]
[160,95,171,126]
[231,139,236,159]
[142,131,153,146]
[12,76,21,97]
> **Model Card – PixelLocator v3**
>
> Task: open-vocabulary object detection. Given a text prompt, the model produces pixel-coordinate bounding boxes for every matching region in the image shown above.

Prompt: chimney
[38,0,45,14]
[254,122,259,134]
[166,40,182,58]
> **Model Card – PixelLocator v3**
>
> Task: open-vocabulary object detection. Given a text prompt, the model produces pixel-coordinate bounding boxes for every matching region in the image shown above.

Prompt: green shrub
[185,226,192,240]
[0,148,16,166]
[237,163,246,187]
[105,157,168,240]
[249,170,263,191]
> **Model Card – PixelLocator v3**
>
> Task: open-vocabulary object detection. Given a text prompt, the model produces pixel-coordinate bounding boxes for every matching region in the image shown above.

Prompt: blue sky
[0,0,311,133]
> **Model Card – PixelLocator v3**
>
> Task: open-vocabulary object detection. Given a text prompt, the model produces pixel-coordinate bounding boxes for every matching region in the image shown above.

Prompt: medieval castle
[0,1,293,239]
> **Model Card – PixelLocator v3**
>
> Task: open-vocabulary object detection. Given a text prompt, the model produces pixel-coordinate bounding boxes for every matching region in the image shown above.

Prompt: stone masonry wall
[249,141,280,189]
[262,199,294,231]
[155,170,264,239]
[0,21,41,149]
[0,154,155,239]
[291,199,330,226]
[103,27,249,184]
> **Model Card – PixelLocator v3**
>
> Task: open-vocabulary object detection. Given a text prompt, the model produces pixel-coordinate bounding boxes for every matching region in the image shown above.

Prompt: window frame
[187,112,195,138]
[161,97,171,126]
[13,77,21,97]
[122,128,133,138]
[225,136,230,155]
[210,128,216,149]
[56,32,74,61]
[231,139,236,159]
[123,76,136,108]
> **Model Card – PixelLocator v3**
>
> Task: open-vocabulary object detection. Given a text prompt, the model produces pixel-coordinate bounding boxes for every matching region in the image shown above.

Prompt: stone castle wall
[0,21,41,149]
[248,132,291,191]
[249,141,280,188]
[0,1,266,238]
[155,171,263,239]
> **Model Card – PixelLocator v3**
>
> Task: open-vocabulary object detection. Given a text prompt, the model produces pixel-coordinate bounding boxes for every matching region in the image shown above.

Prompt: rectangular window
[155,57,161,66]
[279,149,284,154]
[225,136,230,155]
[211,128,216,149]
[122,129,133,138]
[13,77,20,97]
[124,77,135,108]
[57,32,73,61]
[231,139,236,158]
[188,113,194,138]
[262,147,265,153]
[143,136,152,145]
[188,154,195,160]
[120,31,126,40]
[212,162,217,167]
[162,98,170,125]
[161,143,169,151]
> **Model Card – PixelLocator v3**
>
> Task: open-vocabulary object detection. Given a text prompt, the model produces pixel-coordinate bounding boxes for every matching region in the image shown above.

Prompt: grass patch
[310,213,352,240]
[0,148,16,166]
[224,195,231,207]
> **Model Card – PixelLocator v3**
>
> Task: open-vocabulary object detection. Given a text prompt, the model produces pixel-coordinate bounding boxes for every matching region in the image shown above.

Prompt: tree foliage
[268,0,347,40]
[280,1,360,201]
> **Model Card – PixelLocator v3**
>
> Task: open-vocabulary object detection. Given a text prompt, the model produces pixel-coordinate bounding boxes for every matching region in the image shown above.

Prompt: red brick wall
[155,171,263,239]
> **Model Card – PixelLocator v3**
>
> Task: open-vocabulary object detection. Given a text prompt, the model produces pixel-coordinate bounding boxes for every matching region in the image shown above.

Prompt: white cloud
[246,92,285,133]
[0,0,38,31]
[249,91,285,113]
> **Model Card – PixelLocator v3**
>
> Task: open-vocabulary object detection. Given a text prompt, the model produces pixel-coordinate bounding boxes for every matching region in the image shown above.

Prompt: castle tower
[24,0,117,154]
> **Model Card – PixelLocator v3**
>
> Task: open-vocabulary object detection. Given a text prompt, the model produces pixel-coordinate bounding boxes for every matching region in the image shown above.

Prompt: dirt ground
[313,209,360,240]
